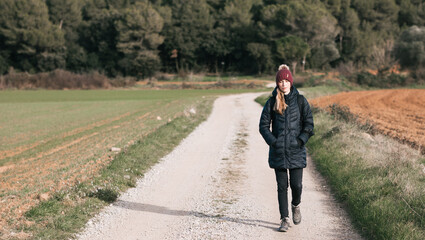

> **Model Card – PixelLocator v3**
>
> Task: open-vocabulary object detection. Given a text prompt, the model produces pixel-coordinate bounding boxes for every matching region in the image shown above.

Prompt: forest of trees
[0,0,424,79]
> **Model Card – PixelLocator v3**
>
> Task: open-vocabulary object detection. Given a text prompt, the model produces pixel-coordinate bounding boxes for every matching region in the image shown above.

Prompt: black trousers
[274,168,303,219]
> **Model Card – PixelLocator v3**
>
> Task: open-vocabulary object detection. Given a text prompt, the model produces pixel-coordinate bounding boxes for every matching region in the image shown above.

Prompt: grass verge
[21,97,214,240]
[256,88,425,240]
[308,107,424,240]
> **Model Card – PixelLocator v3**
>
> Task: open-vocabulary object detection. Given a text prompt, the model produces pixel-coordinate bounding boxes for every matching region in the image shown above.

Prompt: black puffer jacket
[259,86,314,169]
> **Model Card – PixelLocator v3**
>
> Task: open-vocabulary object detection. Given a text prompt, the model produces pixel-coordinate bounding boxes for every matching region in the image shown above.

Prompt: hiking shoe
[278,217,290,232]
[292,204,301,225]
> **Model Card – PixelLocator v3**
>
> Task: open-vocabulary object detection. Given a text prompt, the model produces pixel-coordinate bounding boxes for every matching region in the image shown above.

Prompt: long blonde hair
[273,88,287,115]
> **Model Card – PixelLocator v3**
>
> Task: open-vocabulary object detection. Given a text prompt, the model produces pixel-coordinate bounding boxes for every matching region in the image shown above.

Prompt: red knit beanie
[275,64,293,86]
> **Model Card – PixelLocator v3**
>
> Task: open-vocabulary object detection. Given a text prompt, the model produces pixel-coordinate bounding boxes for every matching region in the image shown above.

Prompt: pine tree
[0,0,65,72]
[46,0,86,71]
[161,0,214,72]
[116,2,164,78]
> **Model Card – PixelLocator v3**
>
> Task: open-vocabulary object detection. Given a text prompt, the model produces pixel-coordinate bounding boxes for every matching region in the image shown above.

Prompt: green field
[0,89,264,164]
[0,88,265,238]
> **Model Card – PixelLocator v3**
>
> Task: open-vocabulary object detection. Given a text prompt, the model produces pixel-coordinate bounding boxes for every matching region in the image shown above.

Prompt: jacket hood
[271,86,299,99]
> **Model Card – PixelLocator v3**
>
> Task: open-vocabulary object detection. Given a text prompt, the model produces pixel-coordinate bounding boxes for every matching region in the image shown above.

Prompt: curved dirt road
[76,93,363,240]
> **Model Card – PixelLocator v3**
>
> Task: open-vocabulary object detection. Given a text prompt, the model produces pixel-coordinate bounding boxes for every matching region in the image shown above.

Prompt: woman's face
[278,79,291,94]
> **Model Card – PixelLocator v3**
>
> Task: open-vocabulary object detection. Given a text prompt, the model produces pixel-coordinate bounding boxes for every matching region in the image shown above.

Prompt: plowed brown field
[311,89,425,153]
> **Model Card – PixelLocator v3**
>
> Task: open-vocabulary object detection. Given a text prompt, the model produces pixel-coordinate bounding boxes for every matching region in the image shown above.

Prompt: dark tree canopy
[0,0,424,76]
[394,26,425,68]
[0,0,65,73]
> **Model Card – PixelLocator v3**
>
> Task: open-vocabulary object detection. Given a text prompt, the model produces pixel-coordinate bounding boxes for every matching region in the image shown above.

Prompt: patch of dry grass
[308,108,425,240]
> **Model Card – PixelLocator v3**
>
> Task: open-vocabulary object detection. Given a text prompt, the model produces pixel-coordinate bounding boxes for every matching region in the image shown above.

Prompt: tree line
[0,0,424,79]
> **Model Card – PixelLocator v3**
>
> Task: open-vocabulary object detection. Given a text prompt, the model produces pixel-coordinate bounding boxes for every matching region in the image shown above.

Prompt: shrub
[393,26,425,69]
[411,67,425,83]
[386,73,406,86]
[328,104,355,122]
[337,61,356,78]
[353,72,378,86]
[1,69,136,89]
[110,76,136,88]
[328,104,377,134]
[350,71,407,88]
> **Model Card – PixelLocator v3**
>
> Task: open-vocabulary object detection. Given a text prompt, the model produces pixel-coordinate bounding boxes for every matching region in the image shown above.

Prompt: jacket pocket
[289,136,299,148]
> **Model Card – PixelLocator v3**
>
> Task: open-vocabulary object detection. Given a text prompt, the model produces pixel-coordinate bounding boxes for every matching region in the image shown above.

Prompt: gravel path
[76,93,363,240]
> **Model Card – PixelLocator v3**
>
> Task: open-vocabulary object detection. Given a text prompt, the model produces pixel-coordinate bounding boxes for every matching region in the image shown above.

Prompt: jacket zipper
[284,107,288,165]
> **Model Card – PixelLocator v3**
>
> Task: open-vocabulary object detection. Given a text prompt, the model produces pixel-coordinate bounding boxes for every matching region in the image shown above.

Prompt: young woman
[259,64,314,232]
